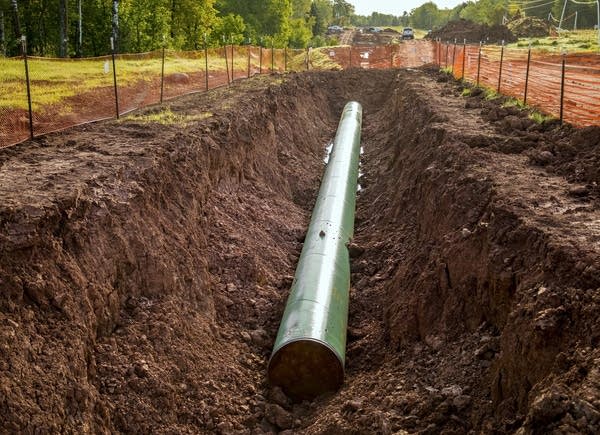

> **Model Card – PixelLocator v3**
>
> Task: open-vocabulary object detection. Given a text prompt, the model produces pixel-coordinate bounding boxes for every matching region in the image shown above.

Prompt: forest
[0,0,598,57]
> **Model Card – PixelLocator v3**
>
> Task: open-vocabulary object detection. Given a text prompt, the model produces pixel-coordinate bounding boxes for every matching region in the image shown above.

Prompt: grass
[509,29,599,53]
[0,48,266,113]
[123,107,213,125]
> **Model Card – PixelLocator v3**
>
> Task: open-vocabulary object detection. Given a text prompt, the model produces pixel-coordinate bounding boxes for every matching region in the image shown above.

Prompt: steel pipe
[268,101,363,400]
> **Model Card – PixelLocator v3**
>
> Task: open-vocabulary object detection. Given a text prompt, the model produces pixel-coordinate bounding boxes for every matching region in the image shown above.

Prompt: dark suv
[402,27,414,40]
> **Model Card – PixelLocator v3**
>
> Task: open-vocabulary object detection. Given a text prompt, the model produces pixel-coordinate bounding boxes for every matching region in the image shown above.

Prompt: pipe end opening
[267,339,344,401]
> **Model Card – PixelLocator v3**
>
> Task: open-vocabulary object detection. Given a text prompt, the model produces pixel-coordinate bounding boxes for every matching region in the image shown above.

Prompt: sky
[350,0,465,16]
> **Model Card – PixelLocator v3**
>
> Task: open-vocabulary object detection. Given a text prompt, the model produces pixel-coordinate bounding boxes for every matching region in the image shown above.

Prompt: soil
[428,19,518,45]
[506,16,550,38]
[1,68,599,434]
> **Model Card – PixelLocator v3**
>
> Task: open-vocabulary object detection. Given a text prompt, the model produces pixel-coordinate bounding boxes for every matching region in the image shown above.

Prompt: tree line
[0,0,597,57]
[0,0,355,57]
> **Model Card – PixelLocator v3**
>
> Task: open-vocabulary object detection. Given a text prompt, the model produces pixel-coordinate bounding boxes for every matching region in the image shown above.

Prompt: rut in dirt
[1,68,599,434]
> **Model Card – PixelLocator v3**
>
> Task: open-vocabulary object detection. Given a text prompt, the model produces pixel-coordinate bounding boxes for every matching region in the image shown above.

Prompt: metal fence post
[461,39,466,80]
[21,35,34,140]
[524,43,531,104]
[247,44,251,78]
[160,45,165,103]
[497,40,505,93]
[284,45,287,72]
[306,47,309,71]
[445,42,449,67]
[560,53,566,124]
[110,36,119,119]
[349,46,352,68]
[204,33,209,91]
[451,38,457,74]
[223,36,230,85]
[476,41,482,86]
[271,40,274,73]
[231,37,235,81]
[259,39,263,74]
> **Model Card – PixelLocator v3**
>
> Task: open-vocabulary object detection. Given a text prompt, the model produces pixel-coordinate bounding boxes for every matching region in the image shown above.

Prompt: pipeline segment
[267,101,363,400]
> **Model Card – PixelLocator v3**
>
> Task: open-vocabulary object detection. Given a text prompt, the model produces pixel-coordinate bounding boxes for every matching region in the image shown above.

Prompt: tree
[59,0,68,57]
[310,0,332,35]
[332,0,353,26]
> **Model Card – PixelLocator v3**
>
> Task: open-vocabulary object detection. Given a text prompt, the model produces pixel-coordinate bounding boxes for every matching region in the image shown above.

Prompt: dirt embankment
[429,19,517,44]
[1,68,599,434]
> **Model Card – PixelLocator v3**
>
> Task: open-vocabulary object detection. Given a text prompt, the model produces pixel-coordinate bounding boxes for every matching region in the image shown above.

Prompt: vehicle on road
[402,27,415,40]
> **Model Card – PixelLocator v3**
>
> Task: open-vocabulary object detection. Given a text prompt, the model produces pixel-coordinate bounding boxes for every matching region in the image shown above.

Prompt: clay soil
[1,68,599,434]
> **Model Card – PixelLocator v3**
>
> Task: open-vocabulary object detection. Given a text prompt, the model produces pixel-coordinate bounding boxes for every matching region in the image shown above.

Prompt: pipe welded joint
[268,101,363,400]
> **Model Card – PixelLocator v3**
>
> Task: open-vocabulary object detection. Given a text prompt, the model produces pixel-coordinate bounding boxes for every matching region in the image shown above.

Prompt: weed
[502,97,526,109]
[529,110,555,124]
[124,108,212,125]
[461,88,471,97]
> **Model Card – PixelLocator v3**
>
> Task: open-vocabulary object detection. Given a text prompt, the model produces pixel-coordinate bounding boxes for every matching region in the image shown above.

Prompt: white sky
[351,0,465,16]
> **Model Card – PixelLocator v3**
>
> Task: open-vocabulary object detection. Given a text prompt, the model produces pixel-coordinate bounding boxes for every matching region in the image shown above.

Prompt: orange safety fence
[1,41,599,147]
[437,41,600,126]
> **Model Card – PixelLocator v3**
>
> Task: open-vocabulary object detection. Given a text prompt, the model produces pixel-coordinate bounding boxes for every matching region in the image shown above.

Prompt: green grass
[509,29,599,53]
[529,110,556,124]
[123,107,213,125]
[0,50,248,113]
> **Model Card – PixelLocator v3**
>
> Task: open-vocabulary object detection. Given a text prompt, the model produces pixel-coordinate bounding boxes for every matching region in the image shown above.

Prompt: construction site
[1,0,600,430]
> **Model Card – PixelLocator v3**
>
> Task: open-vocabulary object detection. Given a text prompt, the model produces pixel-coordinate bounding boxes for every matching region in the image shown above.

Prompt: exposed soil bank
[0,69,599,434]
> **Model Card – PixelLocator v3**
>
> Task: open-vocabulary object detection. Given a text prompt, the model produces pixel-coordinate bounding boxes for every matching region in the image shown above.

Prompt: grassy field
[509,29,599,52]
[0,49,256,111]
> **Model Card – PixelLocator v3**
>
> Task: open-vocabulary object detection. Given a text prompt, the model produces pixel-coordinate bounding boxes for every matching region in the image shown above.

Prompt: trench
[1,69,599,434]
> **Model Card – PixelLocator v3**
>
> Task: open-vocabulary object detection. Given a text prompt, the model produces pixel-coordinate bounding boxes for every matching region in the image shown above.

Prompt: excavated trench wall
[365,71,599,429]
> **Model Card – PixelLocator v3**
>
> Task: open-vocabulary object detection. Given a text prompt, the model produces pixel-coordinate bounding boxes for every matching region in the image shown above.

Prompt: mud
[1,68,599,434]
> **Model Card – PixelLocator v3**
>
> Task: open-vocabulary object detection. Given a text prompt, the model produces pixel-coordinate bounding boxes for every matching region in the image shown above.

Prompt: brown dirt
[429,19,517,45]
[1,68,599,434]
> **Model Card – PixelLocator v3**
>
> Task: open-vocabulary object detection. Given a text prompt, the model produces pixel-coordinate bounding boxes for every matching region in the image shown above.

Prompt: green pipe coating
[268,101,363,400]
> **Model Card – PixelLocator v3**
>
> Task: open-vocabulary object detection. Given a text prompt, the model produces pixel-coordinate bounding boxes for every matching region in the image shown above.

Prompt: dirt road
[0,69,599,433]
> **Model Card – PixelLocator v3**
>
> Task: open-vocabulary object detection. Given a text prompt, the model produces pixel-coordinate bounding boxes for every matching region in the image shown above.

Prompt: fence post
[259,39,263,74]
[160,45,165,103]
[247,45,251,78]
[271,40,275,73]
[306,47,309,71]
[110,36,119,119]
[451,38,457,74]
[476,41,482,86]
[21,35,34,140]
[231,37,234,81]
[284,45,287,72]
[445,42,449,67]
[349,46,352,68]
[524,43,531,104]
[497,40,505,93]
[204,33,209,91]
[461,39,466,80]
[223,36,230,85]
[560,52,566,124]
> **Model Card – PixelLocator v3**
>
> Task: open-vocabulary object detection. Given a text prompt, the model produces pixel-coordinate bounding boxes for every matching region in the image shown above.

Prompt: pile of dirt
[1,68,599,434]
[507,16,550,38]
[428,18,517,44]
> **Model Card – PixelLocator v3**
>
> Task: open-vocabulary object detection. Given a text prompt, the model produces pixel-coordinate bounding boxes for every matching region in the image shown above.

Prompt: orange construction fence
[1,41,599,147]
[437,41,600,126]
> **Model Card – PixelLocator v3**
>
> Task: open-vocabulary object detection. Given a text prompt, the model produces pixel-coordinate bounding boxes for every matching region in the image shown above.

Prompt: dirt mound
[429,18,517,44]
[1,69,599,433]
[507,16,550,38]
